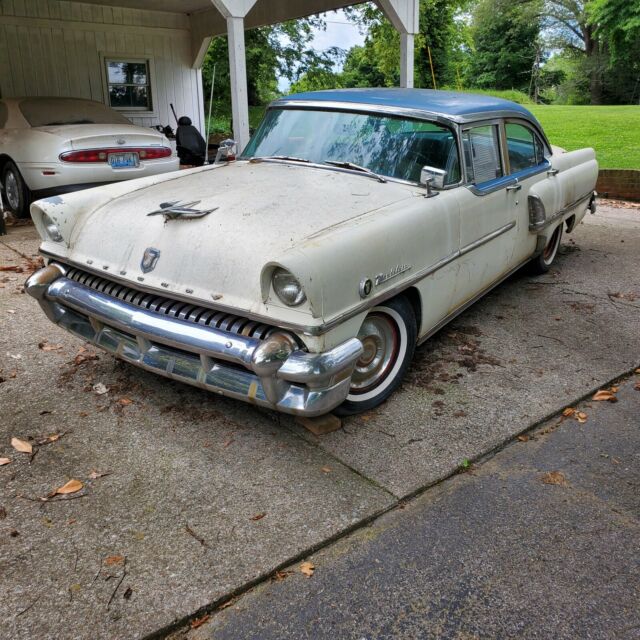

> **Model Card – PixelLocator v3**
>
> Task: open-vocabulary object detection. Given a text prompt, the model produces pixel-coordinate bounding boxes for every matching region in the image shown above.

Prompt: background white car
[0,97,179,218]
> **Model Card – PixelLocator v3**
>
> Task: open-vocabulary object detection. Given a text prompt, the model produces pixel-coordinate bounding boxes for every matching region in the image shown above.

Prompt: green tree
[466,0,542,92]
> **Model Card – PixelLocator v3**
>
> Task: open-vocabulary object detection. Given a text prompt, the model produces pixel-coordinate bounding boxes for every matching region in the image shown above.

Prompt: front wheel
[335,296,417,416]
[529,224,563,275]
[2,161,31,219]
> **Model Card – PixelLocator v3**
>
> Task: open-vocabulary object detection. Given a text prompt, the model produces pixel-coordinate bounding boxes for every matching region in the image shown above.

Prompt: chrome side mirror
[420,166,446,198]
[214,139,237,164]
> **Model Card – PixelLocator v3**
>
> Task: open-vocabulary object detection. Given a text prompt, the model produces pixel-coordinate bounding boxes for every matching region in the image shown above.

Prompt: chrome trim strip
[459,221,516,256]
[270,100,541,128]
[467,163,550,197]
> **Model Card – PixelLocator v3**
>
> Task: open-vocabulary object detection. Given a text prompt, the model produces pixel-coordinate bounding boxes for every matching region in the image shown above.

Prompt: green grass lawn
[206,99,639,170]
[529,105,640,170]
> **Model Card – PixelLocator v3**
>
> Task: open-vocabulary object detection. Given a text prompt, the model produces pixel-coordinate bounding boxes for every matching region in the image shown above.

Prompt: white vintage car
[0,97,178,218]
[25,89,598,416]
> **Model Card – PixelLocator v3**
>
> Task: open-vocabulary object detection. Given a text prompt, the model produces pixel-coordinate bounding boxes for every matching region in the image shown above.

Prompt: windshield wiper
[322,160,387,183]
[251,155,310,163]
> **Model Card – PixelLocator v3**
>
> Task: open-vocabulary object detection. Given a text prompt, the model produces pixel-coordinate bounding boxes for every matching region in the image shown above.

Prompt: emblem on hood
[147,200,218,221]
[141,247,160,273]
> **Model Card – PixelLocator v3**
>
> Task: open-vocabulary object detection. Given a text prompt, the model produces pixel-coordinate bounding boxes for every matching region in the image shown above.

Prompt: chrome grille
[62,265,275,340]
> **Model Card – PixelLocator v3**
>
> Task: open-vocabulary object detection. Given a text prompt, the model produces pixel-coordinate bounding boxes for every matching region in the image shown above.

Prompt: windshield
[20,98,132,127]
[243,108,461,185]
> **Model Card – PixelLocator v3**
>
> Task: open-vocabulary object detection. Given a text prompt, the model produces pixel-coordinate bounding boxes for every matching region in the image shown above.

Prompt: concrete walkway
[1,202,639,639]
[185,373,640,640]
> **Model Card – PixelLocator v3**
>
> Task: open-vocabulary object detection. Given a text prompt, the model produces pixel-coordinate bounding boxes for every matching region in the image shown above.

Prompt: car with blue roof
[25,89,598,416]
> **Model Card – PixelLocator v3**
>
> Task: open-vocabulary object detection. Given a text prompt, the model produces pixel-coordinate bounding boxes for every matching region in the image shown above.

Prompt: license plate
[108,152,139,169]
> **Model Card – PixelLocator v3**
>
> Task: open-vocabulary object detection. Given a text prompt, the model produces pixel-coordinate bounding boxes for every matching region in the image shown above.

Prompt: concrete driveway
[1,201,639,639]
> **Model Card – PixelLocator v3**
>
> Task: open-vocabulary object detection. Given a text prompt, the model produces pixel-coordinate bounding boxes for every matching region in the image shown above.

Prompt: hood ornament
[141,247,160,273]
[147,200,218,221]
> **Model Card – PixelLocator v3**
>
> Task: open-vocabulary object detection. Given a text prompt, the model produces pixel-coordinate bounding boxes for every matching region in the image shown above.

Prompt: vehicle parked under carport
[0,97,178,218]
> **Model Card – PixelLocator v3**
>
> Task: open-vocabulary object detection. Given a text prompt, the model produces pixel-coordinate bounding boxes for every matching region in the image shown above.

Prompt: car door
[502,120,556,264]
[451,121,519,310]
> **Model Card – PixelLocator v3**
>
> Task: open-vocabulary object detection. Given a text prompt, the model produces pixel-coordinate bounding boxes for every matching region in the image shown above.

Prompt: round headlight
[272,268,306,307]
[42,214,63,242]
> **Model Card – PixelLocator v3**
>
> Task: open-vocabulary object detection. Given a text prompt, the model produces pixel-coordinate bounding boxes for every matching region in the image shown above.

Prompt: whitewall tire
[335,296,417,416]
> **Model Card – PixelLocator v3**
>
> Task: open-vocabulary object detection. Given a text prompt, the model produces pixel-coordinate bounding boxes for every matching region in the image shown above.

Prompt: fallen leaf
[321,466,332,473]
[190,615,210,629]
[517,434,530,442]
[634,381,640,391]
[104,555,125,566]
[273,570,293,582]
[0,458,11,466]
[11,437,32,454]
[541,471,566,485]
[123,587,133,600]
[92,382,108,395]
[219,599,234,610]
[118,398,133,406]
[89,470,111,480]
[53,479,83,495]
[38,341,63,352]
[300,561,315,577]
[0,265,23,272]
[610,386,619,393]
[592,390,617,402]
[250,512,266,521]
[562,407,575,417]
[576,411,588,423]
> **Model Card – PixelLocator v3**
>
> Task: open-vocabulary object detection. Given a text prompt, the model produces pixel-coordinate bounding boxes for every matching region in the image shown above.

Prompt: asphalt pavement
[185,373,640,640]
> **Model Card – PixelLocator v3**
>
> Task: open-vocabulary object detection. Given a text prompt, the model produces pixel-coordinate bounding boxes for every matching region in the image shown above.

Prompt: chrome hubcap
[5,171,19,210]
[350,313,399,394]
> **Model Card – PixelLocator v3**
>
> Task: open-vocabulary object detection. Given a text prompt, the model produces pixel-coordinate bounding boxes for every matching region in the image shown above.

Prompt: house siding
[0,0,204,132]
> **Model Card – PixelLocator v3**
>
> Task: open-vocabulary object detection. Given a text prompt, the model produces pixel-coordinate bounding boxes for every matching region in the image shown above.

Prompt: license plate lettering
[109,152,139,168]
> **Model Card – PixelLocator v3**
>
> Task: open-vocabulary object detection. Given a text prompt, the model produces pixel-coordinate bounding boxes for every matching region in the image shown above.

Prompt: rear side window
[0,102,7,128]
[463,125,502,185]
[506,122,546,172]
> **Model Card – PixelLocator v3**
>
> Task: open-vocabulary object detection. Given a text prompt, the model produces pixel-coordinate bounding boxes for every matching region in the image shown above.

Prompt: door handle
[506,184,522,192]
[547,168,559,176]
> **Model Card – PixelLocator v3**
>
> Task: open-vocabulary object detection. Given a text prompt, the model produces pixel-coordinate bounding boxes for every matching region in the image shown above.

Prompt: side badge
[141,247,160,273]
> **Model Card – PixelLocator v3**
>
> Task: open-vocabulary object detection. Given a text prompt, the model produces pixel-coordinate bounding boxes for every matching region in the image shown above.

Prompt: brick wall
[596,170,640,202]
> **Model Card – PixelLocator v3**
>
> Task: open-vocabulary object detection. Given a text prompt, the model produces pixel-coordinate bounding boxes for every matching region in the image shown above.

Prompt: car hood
[35,161,414,319]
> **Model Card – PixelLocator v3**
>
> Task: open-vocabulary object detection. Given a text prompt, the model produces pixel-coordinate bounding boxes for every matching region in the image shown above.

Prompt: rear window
[19,98,132,127]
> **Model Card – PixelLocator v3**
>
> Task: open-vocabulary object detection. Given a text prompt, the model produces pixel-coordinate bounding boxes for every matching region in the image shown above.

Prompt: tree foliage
[466,0,542,92]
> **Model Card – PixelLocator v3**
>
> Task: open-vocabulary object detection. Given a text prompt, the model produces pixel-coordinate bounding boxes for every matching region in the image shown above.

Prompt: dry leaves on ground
[38,341,64,352]
[592,389,618,402]
[576,411,588,423]
[89,470,111,479]
[250,512,266,521]
[104,555,125,566]
[11,437,32,454]
[0,457,11,466]
[118,398,133,406]
[300,561,315,577]
[52,479,83,496]
[562,407,576,417]
[541,471,567,485]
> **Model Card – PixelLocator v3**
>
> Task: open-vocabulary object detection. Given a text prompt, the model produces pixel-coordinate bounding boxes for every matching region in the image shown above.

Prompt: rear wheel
[335,296,417,416]
[2,161,31,219]
[529,224,563,275]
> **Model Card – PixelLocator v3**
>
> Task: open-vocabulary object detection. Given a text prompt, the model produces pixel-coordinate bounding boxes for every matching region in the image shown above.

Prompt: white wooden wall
[0,0,205,132]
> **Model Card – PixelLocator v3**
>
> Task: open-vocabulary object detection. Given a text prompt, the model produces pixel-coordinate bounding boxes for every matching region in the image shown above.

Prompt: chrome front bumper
[25,265,363,416]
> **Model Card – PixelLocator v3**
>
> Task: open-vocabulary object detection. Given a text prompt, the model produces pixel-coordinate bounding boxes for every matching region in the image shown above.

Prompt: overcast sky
[278,9,366,91]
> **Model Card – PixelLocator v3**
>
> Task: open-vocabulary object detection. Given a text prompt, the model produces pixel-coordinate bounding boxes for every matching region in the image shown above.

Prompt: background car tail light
[59,147,172,163]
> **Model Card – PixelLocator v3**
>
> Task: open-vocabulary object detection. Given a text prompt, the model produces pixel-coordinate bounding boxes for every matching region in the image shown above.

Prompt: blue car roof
[274,88,538,125]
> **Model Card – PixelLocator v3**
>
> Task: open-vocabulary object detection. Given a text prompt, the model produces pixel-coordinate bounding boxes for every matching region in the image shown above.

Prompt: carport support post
[376,0,419,88]
[212,0,258,153]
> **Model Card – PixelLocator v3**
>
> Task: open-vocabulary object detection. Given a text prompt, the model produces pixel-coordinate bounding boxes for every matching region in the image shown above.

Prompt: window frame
[461,119,506,189]
[503,119,551,176]
[100,53,157,116]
